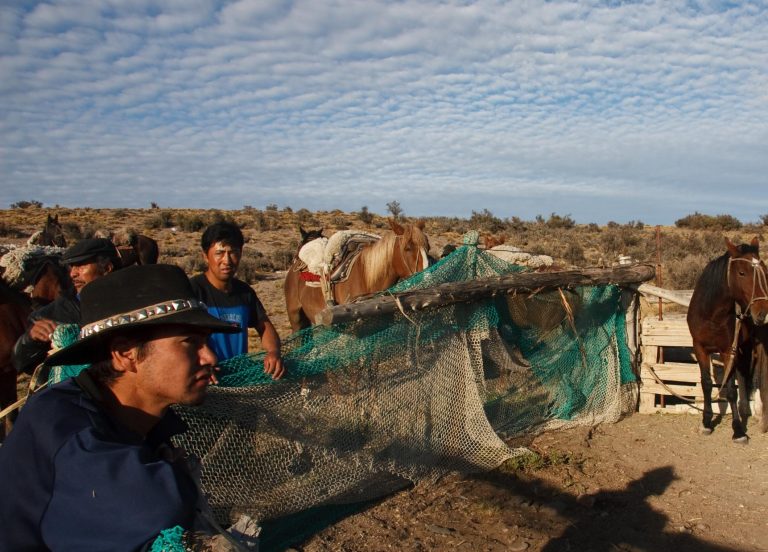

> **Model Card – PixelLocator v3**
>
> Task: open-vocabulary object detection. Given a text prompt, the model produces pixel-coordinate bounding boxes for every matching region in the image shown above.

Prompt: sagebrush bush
[675,212,742,230]
[145,210,174,229]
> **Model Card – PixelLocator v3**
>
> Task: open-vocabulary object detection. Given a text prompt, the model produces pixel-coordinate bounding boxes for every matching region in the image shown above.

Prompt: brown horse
[27,257,73,307]
[28,214,67,248]
[0,280,31,440]
[116,234,159,266]
[284,220,430,331]
[687,237,768,442]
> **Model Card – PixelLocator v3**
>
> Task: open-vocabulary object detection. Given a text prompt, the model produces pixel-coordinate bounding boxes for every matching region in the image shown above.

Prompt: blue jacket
[0,371,200,551]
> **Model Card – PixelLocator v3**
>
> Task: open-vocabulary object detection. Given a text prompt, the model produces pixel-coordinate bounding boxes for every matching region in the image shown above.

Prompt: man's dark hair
[201,222,244,252]
[86,329,155,384]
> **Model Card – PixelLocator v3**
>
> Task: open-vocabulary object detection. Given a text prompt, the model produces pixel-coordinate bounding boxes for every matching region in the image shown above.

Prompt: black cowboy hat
[62,238,120,266]
[45,264,239,366]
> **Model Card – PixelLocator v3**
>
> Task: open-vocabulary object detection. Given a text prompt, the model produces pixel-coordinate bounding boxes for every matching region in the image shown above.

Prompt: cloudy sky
[1,1,767,224]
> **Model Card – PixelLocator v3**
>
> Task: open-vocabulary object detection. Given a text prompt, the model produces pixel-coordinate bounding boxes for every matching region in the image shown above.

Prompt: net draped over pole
[172,245,642,524]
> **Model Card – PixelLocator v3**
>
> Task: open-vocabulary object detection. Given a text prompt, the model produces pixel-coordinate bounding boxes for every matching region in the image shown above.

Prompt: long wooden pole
[316,264,656,326]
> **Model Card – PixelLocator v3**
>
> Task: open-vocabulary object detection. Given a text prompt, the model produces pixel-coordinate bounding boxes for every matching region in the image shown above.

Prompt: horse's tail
[757,348,768,433]
[751,326,768,432]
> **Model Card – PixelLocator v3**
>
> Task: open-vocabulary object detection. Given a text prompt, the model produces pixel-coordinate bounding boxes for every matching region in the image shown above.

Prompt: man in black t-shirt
[190,221,284,379]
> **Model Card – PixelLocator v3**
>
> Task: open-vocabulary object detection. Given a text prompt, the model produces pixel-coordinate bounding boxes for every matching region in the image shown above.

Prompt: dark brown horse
[26,257,73,308]
[28,214,67,248]
[687,237,768,442]
[116,234,159,266]
[0,280,31,440]
[284,220,430,331]
[298,226,324,251]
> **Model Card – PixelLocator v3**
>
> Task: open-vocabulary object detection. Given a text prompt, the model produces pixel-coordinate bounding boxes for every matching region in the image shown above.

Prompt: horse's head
[389,219,430,279]
[42,214,66,247]
[483,233,506,249]
[726,236,768,325]
[299,226,324,245]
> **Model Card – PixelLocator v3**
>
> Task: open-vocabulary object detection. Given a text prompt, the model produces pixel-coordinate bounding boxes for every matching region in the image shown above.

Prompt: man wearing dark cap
[12,237,121,374]
[0,264,247,550]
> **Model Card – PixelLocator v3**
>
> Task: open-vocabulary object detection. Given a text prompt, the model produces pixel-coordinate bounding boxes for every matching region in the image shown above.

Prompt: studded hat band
[79,298,208,339]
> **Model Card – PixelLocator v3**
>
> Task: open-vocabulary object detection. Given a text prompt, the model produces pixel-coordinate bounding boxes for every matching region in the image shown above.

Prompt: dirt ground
[289,414,766,552]
[248,275,768,552]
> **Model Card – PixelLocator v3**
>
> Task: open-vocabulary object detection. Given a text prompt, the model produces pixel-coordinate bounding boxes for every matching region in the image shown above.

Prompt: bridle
[727,256,768,316]
[396,235,428,277]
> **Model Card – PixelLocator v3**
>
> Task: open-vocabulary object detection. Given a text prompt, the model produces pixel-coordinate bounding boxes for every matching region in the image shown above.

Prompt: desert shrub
[587,223,600,232]
[208,210,237,226]
[386,201,403,220]
[265,203,278,212]
[563,242,585,266]
[469,209,505,233]
[661,231,724,265]
[331,216,350,230]
[506,216,528,231]
[544,213,575,229]
[175,254,206,275]
[599,226,644,258]
[250,211,266,231]
[237,256,266,283]
[176,213,206,232]
[145,210,174,229]
[269,246,296,271]
[296,208,319,226]
[358,206,374,225]
[428,216,464,234]
[10,200,43,209]
[663,253,711,289]
[252,253,275,272]
[675,212,742,230]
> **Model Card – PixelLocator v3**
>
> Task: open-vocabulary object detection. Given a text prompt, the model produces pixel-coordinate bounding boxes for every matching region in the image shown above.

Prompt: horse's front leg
[723,372,749,443]
[693,343,714,434]
[732,365,750,443]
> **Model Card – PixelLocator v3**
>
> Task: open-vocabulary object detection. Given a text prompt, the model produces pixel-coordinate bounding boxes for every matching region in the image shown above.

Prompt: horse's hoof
[732,435,749,444]
[699,426,713,436]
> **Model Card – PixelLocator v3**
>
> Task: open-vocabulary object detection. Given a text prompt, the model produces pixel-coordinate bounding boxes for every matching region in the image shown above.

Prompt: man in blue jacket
[0,264,242,550]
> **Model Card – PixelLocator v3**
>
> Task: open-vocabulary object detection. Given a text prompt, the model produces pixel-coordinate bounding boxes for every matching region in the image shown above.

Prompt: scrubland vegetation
[3,203,768,291]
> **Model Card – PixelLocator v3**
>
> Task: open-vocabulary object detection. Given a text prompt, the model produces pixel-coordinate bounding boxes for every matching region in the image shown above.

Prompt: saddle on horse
[296,231,380,305]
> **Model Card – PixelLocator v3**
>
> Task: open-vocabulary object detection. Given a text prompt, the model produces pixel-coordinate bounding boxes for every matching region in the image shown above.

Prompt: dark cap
[62,238,119,266]
[45,264,240,366]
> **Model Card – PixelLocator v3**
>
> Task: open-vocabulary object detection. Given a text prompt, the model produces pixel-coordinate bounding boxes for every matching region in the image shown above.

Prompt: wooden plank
[641,362,701,382]
[637,284,693,307]
[642,334,693,347]
[640,380,705,398]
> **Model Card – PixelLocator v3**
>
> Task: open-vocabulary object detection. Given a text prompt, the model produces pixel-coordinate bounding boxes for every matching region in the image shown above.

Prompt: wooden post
[317,264,656,326]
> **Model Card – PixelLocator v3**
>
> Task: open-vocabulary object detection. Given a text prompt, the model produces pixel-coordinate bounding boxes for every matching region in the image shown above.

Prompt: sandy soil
[249,276,768,552]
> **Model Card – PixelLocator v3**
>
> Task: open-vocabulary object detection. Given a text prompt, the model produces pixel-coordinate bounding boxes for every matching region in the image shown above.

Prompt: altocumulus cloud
[1,0,768,224]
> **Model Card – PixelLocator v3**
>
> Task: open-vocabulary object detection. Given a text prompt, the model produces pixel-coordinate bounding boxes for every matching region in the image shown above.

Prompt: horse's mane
[695,243,758,311]
[361,224,428,290]
[0,277,30,308]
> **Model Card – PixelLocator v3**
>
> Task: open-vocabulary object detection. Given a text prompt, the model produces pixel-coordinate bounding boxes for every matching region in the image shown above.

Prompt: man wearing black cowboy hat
[12,237,121,374]
[0,264,247,550]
